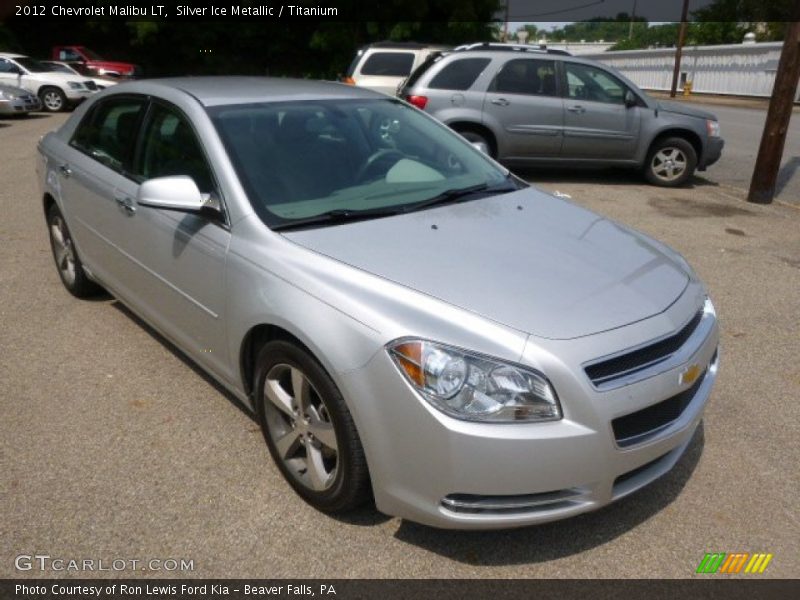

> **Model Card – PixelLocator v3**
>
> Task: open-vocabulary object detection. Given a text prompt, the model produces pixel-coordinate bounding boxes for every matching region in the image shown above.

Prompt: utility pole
[629,0,638,39]
[503,0,511,42]
[748,19,800,204]
[669,0,690,98]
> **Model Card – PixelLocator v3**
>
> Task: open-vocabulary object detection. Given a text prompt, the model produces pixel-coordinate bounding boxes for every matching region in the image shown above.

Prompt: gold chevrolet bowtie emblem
[680,363,702,386]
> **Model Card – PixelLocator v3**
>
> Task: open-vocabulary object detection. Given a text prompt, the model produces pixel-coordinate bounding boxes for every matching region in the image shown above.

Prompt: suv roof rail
[368,41,450,50]
[453,42,571,56]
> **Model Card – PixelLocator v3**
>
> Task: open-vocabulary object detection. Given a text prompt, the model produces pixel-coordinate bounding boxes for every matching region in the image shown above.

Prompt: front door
[483,57,564,160]
[561,62,641,160]
[117,101,231,378]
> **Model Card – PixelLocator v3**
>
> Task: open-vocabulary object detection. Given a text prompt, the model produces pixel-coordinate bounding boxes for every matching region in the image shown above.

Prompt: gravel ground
[1,112,798,579]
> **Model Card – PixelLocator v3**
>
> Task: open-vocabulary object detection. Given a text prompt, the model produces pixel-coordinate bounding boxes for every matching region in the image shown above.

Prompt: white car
[41,61,118,91]
[0,53,97,112]
[343,42,449,95]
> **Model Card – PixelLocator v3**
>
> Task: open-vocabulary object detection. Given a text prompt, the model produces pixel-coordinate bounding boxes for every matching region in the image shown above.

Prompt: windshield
[14,57,51,73]
[45,62,76,74]
[209,98,511,229]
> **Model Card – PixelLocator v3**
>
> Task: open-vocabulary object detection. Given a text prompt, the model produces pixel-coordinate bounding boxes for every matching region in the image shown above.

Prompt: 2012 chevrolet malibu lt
[37,77,719,529]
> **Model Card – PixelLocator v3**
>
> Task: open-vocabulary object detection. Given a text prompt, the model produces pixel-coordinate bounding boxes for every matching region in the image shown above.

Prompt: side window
[360,52,415,77]
[59,49,81,62]
[429,58,490,91]
[71,97,145,172]
[565,63,627,105]
[136,103,215,194]
[491,59,558,97]
[0,59,20,74]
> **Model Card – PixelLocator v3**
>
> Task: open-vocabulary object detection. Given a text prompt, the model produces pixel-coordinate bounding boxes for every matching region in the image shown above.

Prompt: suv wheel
[456,129,495,158]
[645,137,697,187]
[39,87,67,112]
[254,340,371,513]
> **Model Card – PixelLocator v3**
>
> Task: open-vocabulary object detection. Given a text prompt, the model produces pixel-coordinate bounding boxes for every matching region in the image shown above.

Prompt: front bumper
[338,292,719,529]
[699,137,724,170]
[64,89,95,105]
[0,95,41,114]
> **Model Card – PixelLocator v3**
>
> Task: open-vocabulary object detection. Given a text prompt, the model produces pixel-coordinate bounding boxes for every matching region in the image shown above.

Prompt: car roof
[0,53,26,59]
[365,41,450,50]
[112,76,389,107]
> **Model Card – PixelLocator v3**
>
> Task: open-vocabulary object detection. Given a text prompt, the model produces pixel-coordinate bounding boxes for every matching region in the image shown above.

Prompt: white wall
[583,42,799,101]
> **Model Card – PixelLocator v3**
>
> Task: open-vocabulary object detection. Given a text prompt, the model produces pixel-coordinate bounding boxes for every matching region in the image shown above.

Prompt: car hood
[657,100,717,121]
[283,188,690,340]
[0,84,29,97]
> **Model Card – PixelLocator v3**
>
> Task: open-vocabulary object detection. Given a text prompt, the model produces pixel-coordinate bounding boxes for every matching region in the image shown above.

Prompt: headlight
[67,81,84,90]
[706,119,720,138]
[388,339,561,422]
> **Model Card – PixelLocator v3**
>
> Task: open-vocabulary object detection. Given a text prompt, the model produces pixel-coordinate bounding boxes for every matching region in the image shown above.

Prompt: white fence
[584,42,799,101]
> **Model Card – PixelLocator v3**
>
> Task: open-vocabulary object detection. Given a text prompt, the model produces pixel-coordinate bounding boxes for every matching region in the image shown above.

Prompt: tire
[254,340,371,513]
[456,128,495,158]
[644,137,697,187]
[39,87,67,112]
[46,204,102,298]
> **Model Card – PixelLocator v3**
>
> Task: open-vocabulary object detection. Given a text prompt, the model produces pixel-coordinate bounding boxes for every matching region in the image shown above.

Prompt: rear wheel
[645,137,697,187]
[39,87,67,112]
[254,340,371,513]
[46,204,102,298]
[455,128,495,158]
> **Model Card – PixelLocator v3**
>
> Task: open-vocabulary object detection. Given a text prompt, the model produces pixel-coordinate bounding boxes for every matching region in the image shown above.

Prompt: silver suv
[400,43,724,187]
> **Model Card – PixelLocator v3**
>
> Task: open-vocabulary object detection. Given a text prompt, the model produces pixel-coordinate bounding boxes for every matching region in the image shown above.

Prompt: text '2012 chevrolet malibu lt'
[37,77,719,529]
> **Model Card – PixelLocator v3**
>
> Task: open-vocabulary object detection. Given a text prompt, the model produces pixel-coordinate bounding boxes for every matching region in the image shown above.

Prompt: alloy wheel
[49,215,77,286]
[262,363,339,492]
[42,91,64,111]
[651,147,687,182]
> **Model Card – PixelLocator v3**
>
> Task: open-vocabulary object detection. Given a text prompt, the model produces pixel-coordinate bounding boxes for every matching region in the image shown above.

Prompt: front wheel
[254,340,371,513]
[39,87,67,112]
[645,137,697,187]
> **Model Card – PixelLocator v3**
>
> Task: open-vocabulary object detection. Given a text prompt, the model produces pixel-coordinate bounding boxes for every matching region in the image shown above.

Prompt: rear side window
[360,52,415,77]
[491,58,558,97]
[71,97,146,172]
[429,58,490,91]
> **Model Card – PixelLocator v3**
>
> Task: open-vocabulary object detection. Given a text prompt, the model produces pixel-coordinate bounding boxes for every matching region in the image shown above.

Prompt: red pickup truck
[51,46,140,79]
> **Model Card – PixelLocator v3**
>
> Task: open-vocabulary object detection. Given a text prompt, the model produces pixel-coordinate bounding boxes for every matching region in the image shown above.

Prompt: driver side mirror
[624,90,638,108]
[137,176,220,216]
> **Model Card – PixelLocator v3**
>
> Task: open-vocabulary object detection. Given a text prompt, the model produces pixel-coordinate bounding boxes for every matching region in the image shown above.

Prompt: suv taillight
[405,95,428,109]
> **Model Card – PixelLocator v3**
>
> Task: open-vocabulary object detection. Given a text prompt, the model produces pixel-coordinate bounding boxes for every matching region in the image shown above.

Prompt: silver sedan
[0,83,41,115]
[36,77,719,529]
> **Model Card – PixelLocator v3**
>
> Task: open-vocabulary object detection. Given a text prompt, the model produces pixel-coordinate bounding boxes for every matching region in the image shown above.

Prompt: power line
[507,0,606,20]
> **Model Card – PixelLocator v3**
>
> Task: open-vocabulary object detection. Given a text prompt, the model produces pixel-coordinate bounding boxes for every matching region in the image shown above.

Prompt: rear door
[483,57,564,159]
[561,62,641,160]
[59,95,147,295]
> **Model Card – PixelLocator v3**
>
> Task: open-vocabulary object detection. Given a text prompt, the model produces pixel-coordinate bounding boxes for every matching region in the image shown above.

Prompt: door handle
[490,98,510,106]
[567,105,586,114]
[115,196,136,215]
[58,164,72,178]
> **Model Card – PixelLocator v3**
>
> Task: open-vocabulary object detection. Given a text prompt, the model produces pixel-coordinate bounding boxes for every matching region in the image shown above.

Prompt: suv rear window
[360,52,415,77]
[429,58,490,91]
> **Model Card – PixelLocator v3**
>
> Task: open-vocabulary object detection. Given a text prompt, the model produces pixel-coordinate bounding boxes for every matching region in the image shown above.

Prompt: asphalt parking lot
[2,109,799,579]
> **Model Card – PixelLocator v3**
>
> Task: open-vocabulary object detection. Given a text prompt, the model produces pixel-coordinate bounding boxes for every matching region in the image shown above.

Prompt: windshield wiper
[402,178,519,214]
[271,206,402,232]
